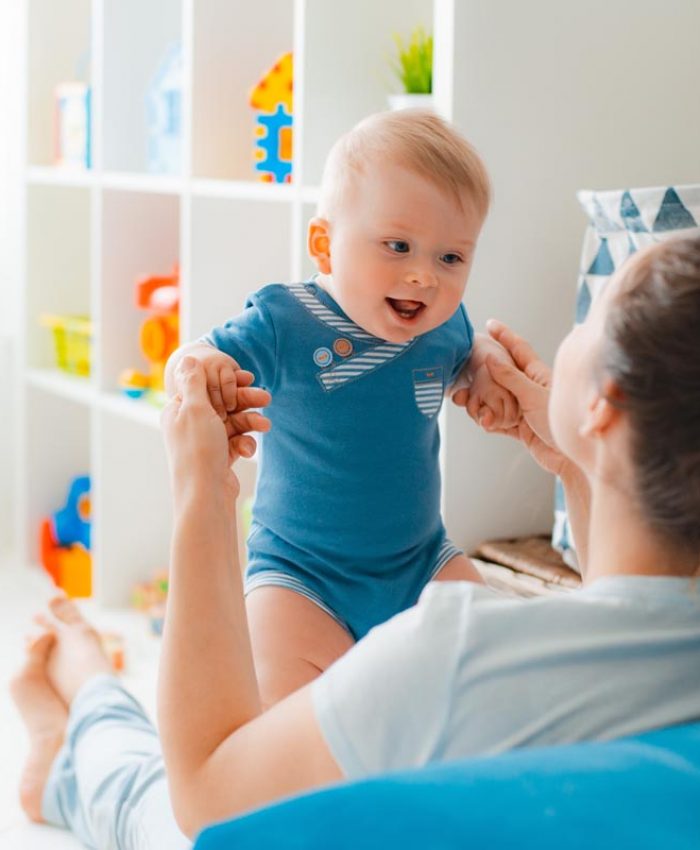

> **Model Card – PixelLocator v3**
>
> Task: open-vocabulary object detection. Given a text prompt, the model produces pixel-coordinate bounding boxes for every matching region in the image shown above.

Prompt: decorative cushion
[194,721,700,850]
[553,184,700,568]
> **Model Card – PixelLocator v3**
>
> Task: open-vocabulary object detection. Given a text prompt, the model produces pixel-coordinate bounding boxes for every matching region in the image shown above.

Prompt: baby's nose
[406,268,438,289]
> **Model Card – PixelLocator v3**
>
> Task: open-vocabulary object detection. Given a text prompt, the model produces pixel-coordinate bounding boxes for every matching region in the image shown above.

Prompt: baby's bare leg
[432,553,484,583]
[246,587,355,709]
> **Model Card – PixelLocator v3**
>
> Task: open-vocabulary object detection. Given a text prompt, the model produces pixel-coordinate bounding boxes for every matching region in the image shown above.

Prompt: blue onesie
[204,280,473,639]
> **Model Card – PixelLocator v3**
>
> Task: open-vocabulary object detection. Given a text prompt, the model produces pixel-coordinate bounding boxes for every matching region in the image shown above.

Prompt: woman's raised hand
[476,320,567,476]
[162,355,271,502]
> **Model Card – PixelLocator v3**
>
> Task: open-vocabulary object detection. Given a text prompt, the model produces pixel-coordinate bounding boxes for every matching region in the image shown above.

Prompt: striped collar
[287,281,388,343]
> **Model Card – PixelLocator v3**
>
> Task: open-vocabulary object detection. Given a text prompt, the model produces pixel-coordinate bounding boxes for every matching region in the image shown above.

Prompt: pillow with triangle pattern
[553,184,700,569]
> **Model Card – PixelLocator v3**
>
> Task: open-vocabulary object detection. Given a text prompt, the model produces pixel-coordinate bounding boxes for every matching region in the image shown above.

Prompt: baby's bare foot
[10,632,68,823]
[38,596,113,706]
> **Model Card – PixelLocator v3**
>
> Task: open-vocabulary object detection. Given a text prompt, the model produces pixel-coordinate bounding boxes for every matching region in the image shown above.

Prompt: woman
[11,234,700,848]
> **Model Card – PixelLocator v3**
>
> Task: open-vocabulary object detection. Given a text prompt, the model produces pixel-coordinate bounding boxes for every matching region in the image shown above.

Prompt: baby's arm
[165,341,241,423]
[451,333,520,431]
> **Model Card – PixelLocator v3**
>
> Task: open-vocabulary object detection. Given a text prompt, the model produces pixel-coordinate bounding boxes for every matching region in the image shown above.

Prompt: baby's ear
[307,217,332,274]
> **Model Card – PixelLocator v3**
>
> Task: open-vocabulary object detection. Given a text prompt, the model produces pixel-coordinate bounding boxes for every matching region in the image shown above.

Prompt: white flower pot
[387,93,434,112]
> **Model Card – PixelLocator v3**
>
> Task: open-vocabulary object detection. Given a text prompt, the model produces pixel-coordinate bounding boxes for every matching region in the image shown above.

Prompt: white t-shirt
[312,575,700,778]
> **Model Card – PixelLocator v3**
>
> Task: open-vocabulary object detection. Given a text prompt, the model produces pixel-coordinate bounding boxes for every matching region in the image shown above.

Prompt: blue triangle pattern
[591,197,623,233]
[587,238,615,275]
[554,479,566,511]
[653,188,697,232]
[620,191,648,232]
[627,235,638,255]
[575,279,592,323]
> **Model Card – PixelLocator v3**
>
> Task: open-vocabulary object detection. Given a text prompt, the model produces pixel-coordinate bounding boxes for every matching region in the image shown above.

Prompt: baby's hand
[187,345,241,422]
[463,362,520,431]
[451,333,520,432]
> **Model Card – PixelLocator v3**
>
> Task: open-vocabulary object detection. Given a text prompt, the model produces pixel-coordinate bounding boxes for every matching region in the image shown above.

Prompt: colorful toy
[100,632,126,672]
[131,569,168,635]
[146,42,182,174]
[40,475,92,598]
[119,265,180,402]
[55,81,91,169]
[40,313,93,377]
[249,52,293,183]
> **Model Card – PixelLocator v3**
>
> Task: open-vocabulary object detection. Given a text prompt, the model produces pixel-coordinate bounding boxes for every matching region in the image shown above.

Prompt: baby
[166,110,515,705]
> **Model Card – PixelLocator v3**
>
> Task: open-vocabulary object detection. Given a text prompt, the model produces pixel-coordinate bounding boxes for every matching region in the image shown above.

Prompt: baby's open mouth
[386,298,426,320]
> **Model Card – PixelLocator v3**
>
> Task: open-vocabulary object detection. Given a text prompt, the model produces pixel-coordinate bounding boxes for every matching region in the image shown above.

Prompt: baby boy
[166,109,515,706]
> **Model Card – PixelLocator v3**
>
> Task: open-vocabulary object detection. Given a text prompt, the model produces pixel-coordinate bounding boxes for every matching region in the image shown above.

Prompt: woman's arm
[158,357,341,837]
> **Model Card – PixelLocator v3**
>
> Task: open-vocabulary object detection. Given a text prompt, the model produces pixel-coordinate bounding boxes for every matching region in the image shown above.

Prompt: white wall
[441,0,700,551]
[0,0,24,561]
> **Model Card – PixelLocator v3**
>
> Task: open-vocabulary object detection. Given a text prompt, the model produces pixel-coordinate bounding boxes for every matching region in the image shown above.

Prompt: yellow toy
[39,313,93,377]
[119,265,179,401]
[249,52,293,183]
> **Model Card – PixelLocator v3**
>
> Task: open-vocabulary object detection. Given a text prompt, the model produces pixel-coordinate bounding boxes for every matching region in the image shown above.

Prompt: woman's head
[552,233,700,556]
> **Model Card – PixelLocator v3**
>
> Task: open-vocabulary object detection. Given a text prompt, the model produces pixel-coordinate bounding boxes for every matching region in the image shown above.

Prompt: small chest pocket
[413,367,444,418]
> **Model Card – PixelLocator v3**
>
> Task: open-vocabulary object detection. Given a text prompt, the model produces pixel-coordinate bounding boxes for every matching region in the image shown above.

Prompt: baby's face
[316,161,482,343]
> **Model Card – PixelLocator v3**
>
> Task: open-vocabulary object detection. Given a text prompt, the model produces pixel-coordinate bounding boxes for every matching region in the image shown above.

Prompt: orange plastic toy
[40,475,92,598]
[119,264,180,400]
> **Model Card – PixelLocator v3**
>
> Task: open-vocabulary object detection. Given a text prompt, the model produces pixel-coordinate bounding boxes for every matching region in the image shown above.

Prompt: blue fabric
[205,282,473,638]
[195,722,700,850]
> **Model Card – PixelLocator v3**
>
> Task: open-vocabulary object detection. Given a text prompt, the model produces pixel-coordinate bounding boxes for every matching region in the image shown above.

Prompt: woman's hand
[161,356,271,503]
[463,320,568,477]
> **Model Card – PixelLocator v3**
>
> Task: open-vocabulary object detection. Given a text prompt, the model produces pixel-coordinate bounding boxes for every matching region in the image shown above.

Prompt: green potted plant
[387,25,434,111]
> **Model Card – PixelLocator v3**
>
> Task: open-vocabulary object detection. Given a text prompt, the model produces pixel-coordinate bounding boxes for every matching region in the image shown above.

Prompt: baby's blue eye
[386,240,410,254]
[441,253,463,265]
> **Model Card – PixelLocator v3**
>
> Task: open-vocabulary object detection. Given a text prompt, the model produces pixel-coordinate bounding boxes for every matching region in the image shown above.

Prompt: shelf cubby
[23,387,92,565]
[93,410,171,604]
[99,188,180,394]
[101,0,183,174]
[25,184,92,373]
[26,0,92,168]
[191,0,294,182]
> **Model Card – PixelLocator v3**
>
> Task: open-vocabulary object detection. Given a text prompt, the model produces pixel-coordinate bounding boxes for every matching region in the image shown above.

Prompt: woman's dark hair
[603,233,700,555]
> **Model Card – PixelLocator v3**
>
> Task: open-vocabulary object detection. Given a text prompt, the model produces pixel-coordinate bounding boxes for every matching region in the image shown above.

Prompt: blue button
[313,347,333,368]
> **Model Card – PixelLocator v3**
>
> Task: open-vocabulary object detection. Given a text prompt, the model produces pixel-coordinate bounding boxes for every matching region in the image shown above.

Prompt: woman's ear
[579,378,622,439]
[308,217,332,274]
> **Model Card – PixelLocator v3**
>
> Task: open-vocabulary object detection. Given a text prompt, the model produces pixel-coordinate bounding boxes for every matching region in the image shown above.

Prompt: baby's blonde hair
[318,109,491,219]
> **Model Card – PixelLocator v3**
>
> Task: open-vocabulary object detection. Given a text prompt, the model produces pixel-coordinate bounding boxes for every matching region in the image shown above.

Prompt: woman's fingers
[485,354,536,400]
[178,356,213,407]
[486,320,542,375]
[225,410,271,437]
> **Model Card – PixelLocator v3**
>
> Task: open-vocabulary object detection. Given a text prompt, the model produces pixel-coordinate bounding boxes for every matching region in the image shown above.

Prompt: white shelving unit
[18,0,437,606]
